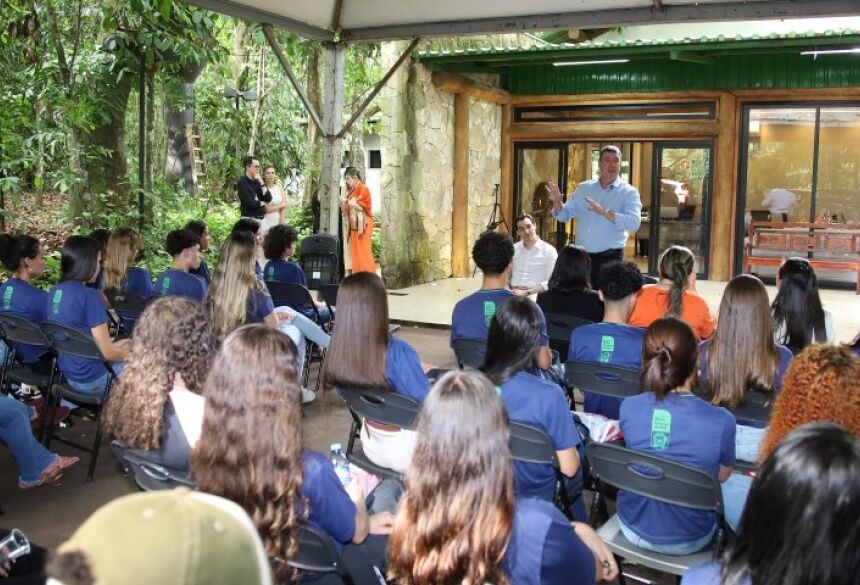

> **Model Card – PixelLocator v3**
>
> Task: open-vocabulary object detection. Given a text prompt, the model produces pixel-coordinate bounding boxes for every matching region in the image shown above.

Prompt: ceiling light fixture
[553,58,630,67]
[800,47,860,56]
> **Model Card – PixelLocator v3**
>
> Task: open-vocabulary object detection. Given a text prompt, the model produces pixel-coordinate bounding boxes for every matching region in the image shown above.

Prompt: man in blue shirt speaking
[546,145,642,287]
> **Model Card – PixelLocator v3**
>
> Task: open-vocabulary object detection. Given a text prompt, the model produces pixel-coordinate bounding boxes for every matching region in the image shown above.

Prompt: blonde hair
[103,227,141,291]
[206,231,265,339]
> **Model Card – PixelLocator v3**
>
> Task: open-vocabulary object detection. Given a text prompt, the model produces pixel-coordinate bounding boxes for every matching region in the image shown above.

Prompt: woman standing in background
[340,167,376,274]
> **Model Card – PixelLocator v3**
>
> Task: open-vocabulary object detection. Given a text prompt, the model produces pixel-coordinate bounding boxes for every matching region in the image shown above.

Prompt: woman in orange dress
[340,167,376,274]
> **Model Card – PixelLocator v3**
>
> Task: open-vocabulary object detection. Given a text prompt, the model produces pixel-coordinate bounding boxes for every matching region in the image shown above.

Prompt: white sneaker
[301,387,317,404]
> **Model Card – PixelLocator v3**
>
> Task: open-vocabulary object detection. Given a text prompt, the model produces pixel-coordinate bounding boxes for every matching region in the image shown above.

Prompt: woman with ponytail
[629,246,715,340]
[618,317,735,555]
[0,234,49,365]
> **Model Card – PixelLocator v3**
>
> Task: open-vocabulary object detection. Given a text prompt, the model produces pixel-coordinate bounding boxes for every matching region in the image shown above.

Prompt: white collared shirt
[511,238,558,291]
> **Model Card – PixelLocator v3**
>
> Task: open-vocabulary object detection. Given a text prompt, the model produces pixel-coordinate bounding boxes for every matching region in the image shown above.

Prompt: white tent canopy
[183,0,860,42]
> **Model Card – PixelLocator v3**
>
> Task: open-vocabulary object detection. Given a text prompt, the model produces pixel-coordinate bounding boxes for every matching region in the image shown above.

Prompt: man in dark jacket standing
[237,155,272,219]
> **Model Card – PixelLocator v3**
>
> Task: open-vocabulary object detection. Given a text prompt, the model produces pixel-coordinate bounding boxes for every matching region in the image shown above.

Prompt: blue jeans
[619,519,715,556]
[275,308,331,378]
[64,362,125,407]
[735,424,765,463]
[0,396,57,483]
[721,472,753,531]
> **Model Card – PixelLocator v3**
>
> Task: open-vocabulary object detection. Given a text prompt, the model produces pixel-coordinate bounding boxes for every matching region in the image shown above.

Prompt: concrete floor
[389,275,860,342]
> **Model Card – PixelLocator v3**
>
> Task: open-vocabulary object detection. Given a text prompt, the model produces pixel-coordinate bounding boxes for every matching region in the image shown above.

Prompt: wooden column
[452,93,470,277]
[499,104,513,234]
[710,93,739,280]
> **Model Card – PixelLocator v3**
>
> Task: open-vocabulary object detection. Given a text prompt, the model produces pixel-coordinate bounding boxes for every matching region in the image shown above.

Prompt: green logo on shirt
[483,301,497,327]
[160,276,171,295]
[51,289,63,315]
[266,266,274,280]
[2,287,13,311]
[599,335,615,363]
[651,409,672,450]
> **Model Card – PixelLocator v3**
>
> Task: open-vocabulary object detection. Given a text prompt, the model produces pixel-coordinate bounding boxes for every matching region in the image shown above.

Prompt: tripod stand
[473,184,508,276]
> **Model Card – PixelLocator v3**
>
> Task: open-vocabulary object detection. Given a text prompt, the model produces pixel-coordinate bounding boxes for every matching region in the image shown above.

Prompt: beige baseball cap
[49,488,272,585]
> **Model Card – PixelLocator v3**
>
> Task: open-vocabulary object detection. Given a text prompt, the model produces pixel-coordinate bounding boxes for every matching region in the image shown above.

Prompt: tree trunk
[231,21,251,89]
[248,44,266,155]
[144,62,156,191]
[34,99,45,207]
[164,60,206,193]
[302,44,325,209]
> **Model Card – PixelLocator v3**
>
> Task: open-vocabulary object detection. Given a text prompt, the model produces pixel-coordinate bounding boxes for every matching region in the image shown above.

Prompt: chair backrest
[586,442,724,514]
[300,233,339,255]
[105,289,153,315]
[319,284,339,308]
[288,524,351,581]
[41,322,106,361]
[693,380,772,426]
[265,281,315,310]
[509,420,558,466]
[564,360,641,399]
[451,338,487,369]
[544,313,593,356]
[110,441,197,491]
[338,387,421,430]
[0,313,52,348]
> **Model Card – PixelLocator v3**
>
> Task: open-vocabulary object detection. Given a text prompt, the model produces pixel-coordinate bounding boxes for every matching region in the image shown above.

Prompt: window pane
[744,108,815,225]
[816,107,860,224]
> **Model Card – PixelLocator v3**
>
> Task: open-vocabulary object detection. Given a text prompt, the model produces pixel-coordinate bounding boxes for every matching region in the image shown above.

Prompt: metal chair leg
[86,411,104,482]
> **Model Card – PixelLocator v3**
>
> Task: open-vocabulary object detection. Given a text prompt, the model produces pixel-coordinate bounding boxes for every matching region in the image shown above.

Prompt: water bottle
[330,443,351,486]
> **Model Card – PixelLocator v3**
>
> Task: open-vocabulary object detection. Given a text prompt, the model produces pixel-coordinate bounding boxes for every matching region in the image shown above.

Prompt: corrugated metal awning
[179,0,860,42]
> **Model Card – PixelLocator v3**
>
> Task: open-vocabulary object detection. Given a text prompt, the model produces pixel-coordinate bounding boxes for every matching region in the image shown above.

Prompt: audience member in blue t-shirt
[84,228,110,293]
[190,325,393,585]
[324,272,430,474]
[698,275,794,463]
[481,296,585,520]
[568,260,645,419]
[0,234,50,365]
[683,423,859,585]
[451,231,551,370]
[619,317,735,556]
[388,369,617,585]
[47,236,129,396]
[207,231,330,405]
[153,229,207,303]
[184,220,212,284]
[263,224,332,323]
[101,227,153,333]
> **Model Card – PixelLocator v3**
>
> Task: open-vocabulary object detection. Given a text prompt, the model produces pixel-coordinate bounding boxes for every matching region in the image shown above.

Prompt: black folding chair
[339,387,420,480]
[40,322,119,482]
[543,313,593,360]
[300,234,340,289]
[587,442,728,581]
[105,289,154,337]
[287,524,355,585]
[693,379,772,427]
[266,282,325,323]
[565,360,641,402]
[509,420,576,519]
[0,314,55,398]
[110,440,196,491]
[319,284,339,310]
[451,338,487,369]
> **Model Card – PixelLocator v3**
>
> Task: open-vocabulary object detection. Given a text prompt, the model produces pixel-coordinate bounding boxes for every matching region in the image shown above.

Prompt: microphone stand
[473,184,507,277]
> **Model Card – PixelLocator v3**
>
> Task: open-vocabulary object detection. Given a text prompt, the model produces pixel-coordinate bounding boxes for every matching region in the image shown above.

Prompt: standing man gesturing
[236,156,283,220]
[547,145,642,288]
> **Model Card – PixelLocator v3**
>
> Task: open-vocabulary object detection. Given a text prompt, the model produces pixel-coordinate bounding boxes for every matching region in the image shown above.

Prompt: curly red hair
[760,344,860,460]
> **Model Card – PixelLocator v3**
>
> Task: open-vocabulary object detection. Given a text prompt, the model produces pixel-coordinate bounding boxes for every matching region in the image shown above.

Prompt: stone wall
[379,43,501,288]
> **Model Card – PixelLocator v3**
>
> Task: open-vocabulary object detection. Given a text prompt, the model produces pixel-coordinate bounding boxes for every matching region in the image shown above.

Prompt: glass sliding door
[647,142,713,277]
[816,107,860,224]
[514,143,567,247]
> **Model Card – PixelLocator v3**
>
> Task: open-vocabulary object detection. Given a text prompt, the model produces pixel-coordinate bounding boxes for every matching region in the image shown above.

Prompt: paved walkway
[389,275,860,343]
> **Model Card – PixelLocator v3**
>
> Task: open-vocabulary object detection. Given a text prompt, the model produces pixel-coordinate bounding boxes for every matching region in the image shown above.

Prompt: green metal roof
[417,28,860,68]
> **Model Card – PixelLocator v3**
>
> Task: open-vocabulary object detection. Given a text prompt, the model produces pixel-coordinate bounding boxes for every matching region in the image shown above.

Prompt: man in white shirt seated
[762,188,798,222]
[511,213,558,297]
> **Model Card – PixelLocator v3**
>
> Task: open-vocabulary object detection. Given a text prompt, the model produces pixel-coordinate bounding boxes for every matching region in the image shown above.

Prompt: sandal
[18,455,80,490]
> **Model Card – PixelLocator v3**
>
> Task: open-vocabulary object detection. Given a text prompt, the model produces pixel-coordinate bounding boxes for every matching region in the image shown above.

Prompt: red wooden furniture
[743,222,860,294]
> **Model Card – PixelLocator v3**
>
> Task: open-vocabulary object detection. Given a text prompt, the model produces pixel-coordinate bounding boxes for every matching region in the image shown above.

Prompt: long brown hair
[658,245,695,317]
[760,344,860,461]
[641,317,698,400]
[707,275,780,408]
[191,324,304,582]
[322,272,389,391]
[388,370,514,585]
[102,227,141,291]
[103,296,216,450]
[207,231,264,339]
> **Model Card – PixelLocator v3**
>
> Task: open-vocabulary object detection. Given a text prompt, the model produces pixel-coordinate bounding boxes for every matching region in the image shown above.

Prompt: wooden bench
[743,221,860,294]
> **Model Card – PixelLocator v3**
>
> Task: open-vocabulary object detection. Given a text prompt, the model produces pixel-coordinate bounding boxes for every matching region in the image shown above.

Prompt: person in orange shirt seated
[628,245,716,340]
